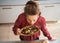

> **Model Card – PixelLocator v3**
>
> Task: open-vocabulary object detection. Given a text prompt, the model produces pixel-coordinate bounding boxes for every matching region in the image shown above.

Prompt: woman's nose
[30,21,35,25]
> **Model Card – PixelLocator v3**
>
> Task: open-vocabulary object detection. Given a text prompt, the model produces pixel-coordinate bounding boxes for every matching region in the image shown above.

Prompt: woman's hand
[17,28,21,35]
[50,37,56,41]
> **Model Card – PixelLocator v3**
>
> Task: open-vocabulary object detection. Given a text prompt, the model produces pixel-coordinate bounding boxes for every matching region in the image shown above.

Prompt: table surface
[0,39,60,43]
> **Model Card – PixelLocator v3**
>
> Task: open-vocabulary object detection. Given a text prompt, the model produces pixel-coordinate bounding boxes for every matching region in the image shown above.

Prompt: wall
[0,0,28,5]
[40,4,60,21]
[0,0,60,5]
[0,6,24,23]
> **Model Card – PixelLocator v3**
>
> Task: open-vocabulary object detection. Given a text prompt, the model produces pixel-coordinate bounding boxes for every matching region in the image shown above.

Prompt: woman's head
[24,1,41,15]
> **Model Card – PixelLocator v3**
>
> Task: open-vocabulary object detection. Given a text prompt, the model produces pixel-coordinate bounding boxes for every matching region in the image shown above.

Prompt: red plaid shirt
[13,13,52,40]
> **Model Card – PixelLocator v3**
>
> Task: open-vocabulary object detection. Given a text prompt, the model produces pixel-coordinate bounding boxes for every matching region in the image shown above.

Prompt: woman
[13,1,55,41]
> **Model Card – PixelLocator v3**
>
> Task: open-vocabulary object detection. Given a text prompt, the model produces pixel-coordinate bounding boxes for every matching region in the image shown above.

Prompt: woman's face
[27,14,39,25]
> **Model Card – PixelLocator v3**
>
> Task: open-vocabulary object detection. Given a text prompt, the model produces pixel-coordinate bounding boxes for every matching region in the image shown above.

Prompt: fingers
[17,28,21,35]
[50,37,56,41]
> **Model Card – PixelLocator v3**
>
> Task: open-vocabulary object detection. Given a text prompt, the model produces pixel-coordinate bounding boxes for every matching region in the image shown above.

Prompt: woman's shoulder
[17,13,26,21]
[38,15,46,24]
[18,13,26,18]
[39,15,45,20]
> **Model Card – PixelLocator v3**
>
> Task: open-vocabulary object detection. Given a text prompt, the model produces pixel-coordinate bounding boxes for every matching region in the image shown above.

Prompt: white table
[0,39,60,43]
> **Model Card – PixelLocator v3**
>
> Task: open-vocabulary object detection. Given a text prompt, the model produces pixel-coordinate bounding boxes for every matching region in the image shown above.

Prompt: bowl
[20,25,40,36]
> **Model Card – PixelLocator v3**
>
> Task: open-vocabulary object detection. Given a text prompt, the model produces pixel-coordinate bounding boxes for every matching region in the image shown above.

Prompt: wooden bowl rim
[20,26,40,36]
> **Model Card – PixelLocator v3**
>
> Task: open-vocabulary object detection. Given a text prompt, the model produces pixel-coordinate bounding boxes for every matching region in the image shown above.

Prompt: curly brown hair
[24,1,41,15]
